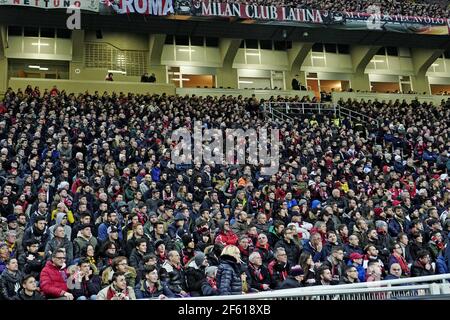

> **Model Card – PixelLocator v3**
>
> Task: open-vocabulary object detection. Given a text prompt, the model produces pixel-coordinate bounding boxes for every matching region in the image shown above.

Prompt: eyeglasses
[54,256,66,260]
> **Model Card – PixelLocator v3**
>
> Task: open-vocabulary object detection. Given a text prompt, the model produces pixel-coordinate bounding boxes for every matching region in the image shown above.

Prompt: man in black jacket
[274,226,301,266]
[0,258,23,300]
[411,250,435,277]
[185,252,209,296]
[17,239,45,280]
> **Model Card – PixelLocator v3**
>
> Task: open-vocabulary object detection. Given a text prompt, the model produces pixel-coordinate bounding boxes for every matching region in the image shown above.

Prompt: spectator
[201,266,219,296]
[40,249,73,300]
[268,247,290,288]
[340,265,360,284]
[0,258,22,300]
[279,265,304,289]
[13,275,45,300]
[217,245,242,295]
[67,258,101,300]
[274,226,301,266]
[385,263,403,280]
[105,73,114,81]
[134,265,175,299]
[185,252,209,296]
[97,272,136,300]
[411,250,435,277]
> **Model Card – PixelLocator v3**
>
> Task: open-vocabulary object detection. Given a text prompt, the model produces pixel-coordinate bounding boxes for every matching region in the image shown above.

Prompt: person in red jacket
[40,249,74,300]
[215,221,238,246]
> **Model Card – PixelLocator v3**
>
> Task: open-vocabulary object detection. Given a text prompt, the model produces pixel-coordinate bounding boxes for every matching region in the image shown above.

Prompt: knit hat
[311,200,321,209]
[6,214,17,223]
[374,207,383,216]
[181,234,193,247]
[174,212,186,221]
[289,265,304,277]
[205,266,218,277]
[194,252,207,267]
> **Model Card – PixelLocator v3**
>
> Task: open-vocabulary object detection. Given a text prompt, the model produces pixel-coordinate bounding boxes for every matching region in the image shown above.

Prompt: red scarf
[106,286,130,300]
[393,253,410,276]
[207,277,217,290]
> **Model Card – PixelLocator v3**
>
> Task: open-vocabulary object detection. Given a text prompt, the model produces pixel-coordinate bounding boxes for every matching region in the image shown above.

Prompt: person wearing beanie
[181,234,195,266]
[168,212,188,239]
[279,265,304,289]
[201,266,219,296]
[185,251,209,296]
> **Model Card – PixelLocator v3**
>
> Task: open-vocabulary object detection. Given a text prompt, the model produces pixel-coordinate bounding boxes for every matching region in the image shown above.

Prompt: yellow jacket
[51,208,75,224]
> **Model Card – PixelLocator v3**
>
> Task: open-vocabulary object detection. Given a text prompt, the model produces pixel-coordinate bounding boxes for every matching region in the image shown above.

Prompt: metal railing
[263,102,378,127]
[171,274,450,301]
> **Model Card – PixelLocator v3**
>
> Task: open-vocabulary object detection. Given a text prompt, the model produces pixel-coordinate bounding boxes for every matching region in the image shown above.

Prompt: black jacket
[0,270,23,300]
[185,261,207,296]
[410,261,435,278]
[13,289,45,300]
[216,255,242,295]
[247,263,271,291]
[274,238,301,266]
[70,275,101,299]
[279,276,302,289]
[17,251,45,280]
[160,262,187,294]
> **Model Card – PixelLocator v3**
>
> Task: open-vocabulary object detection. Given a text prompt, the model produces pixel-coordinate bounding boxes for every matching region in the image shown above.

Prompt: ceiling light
[39,67,49,71]
[178,48,195,52]
[28,65,40,69]
[239,80,254,84]
[31,42,49,46]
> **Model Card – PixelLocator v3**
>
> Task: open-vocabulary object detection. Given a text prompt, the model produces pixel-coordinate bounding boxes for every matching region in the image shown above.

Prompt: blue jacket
[347,260,366,282]
[302,240,327,263]
[134,280,175,299]
[388,218,404,238]
[436,254,448,275]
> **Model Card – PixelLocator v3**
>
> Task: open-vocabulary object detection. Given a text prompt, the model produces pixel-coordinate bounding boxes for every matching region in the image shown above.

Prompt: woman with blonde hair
[216,245,242,295]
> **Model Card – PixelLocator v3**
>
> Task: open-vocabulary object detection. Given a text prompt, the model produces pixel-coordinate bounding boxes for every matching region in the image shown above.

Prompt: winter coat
[201,278,219,296]
[97,284,136,300]
[69,275,101,299]
[17,251,45,280]
[73,236,98,258]
[40,261,69,298]
[274,238,301,266]
[45,237,74,265]
[129,249,146,271]
[134,279,175,299]
[436,254,448,274]
[215,220,239,246]
[216,255,242,295]
[302,240,327,263]
[160,261,187,294]
[0,269,23,300]
[410,261,435,278]
[22,226,49,252]
[247,263,272,291]
[279,276,302,289]
[184,259,206,296]
[230,220,249,238]
[12,289,45,300]
[267,260,289,288]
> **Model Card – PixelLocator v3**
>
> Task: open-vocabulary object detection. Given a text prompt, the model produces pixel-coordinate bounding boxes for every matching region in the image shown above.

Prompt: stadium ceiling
[1,8,450,50]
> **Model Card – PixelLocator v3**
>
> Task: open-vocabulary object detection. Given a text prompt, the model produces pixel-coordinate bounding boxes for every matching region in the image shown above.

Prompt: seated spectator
[247,251,271,292]
[279,265,304,289]
[411,250,435,277]
[67,258,101,300]
[347,252,366,283]
[385,263,403,280]
[340,265,360,284]
[101,256,137,288]
[135,265,175,299]
[0,258,22,300]
[201,266,219,296]
[185,252,209,296]
[13,275,45,300]
[268,247,290,288]
[97,272,136,300]
[40,249,73,300]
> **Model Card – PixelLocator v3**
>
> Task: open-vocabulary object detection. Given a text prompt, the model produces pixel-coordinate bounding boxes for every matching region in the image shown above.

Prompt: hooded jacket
[48,212,72,240]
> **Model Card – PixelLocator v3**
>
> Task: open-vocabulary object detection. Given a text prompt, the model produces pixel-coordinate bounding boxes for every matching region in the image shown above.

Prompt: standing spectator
[217,245,242,295]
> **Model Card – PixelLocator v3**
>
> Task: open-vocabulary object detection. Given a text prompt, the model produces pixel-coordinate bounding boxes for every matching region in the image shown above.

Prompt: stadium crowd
[0,85,449,300]
[211,0,450,18]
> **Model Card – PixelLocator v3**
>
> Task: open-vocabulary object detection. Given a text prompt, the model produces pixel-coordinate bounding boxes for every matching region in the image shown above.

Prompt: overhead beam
[288,42,313,72]
[148,34,166,66]
[219,38,242,68]
[350,45,381,73]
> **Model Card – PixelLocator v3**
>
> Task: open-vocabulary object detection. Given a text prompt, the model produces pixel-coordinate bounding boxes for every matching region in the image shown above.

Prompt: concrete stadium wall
[8,78,176,96]
[176,88,315,100]
[332,92,450,105]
